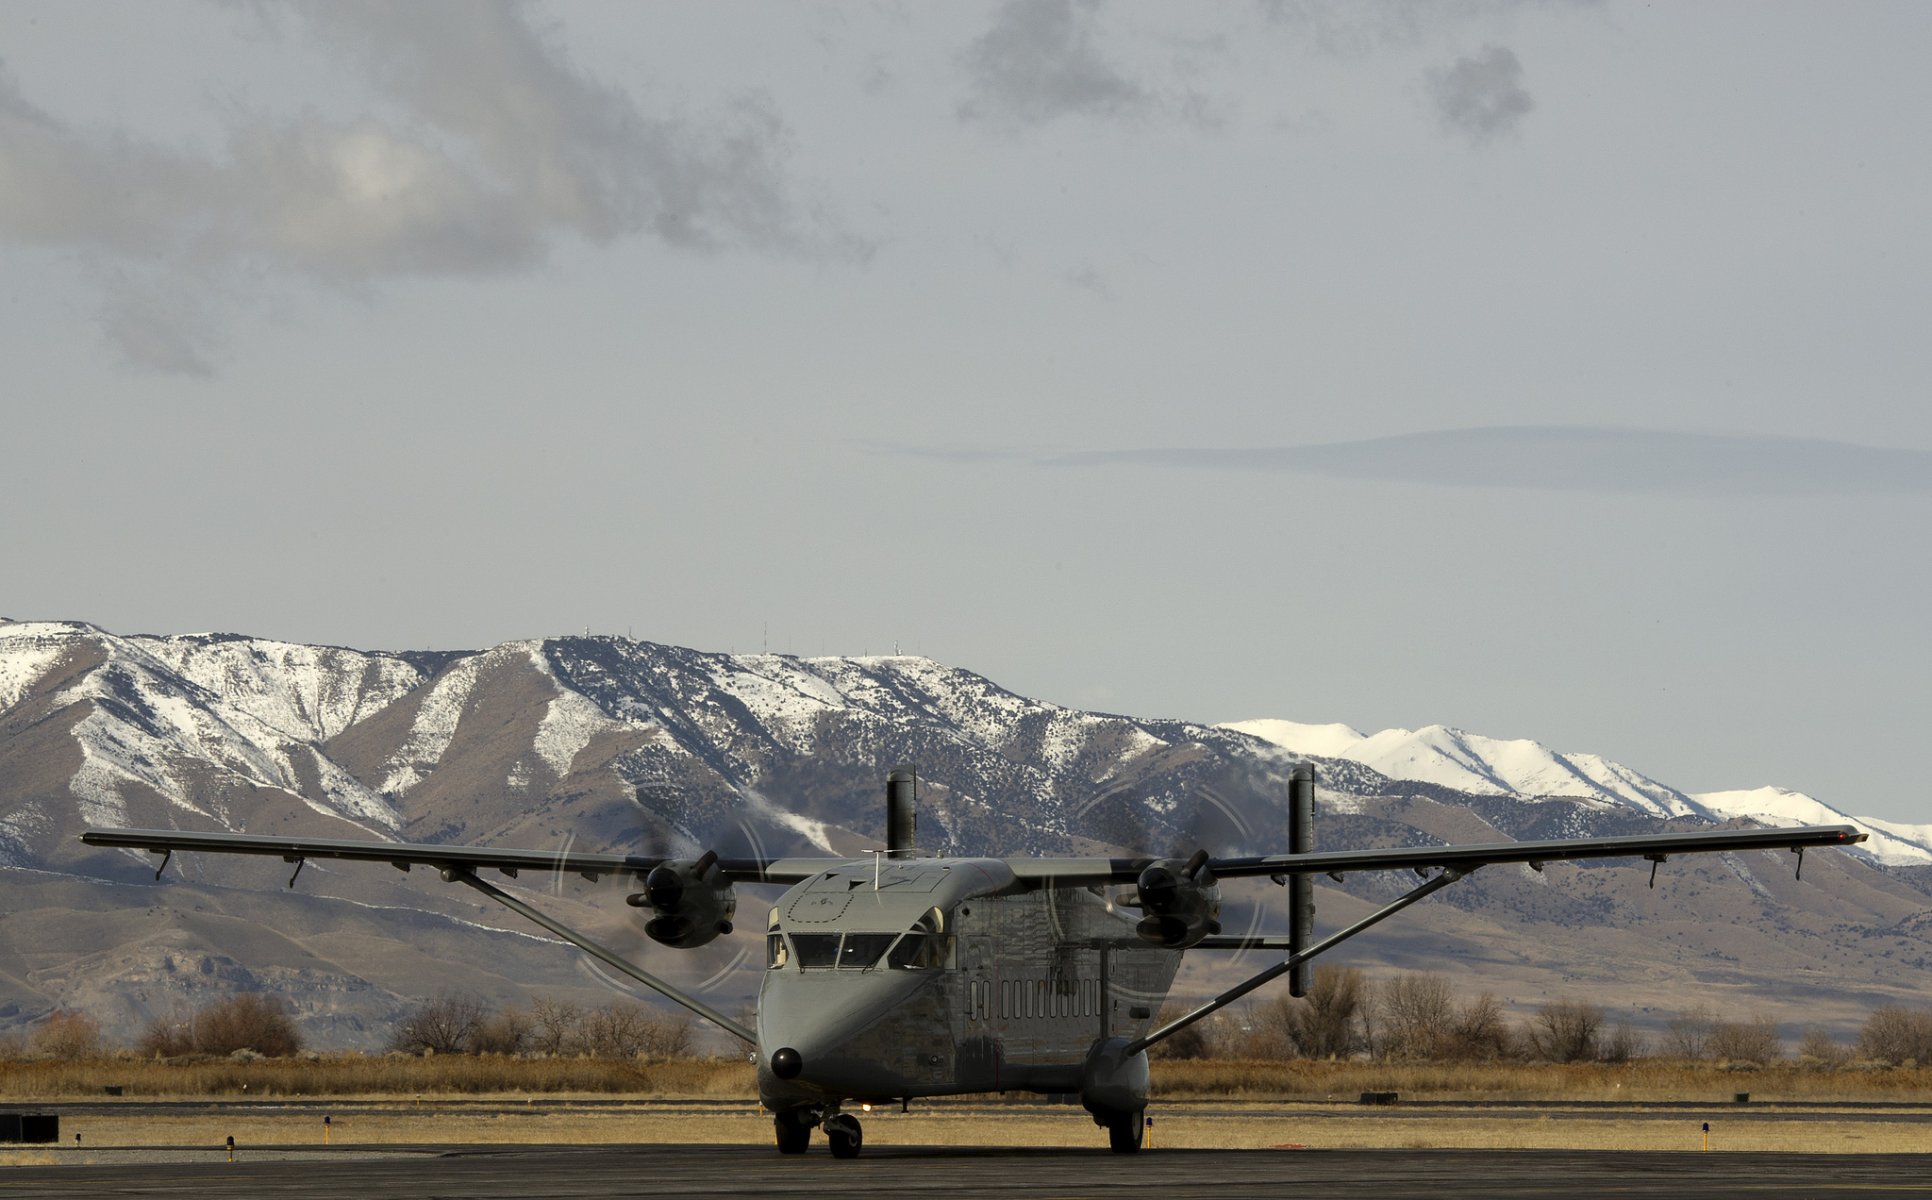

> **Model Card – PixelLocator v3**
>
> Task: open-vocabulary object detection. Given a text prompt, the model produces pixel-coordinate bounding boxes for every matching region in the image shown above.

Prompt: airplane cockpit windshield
[767,906,953,971]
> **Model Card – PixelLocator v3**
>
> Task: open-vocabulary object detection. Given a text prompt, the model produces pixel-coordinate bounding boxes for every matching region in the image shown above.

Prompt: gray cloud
[0,2,862,373]
[957,0,1152,129]
[1035,427,1932,496]
[1258,2,1580,58]
[1426,44,1534,142]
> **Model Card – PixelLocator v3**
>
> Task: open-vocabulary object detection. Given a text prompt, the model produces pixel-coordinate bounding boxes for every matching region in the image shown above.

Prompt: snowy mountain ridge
[7,618,1932,1045]
[1221,718,1930,866]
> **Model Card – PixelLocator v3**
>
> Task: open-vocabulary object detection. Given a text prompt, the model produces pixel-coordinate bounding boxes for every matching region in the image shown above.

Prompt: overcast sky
[3,1,1928,821]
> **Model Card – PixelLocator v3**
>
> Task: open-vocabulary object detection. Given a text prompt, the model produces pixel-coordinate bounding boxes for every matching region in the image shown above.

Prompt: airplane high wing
[1012,823,1868,885]
[82,822,1866,887]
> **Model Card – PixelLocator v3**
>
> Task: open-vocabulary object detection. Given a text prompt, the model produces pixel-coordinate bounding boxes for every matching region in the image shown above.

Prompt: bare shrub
[1707,1014,1780,1064]
[1662,1004,1716,1059]
[1377,972,1456,1060]
[389,992,488,1056]
[1858,1006,1932,1066]
[1797,1026,1851,1067]
[578,1002,691,1060]
[1446,992,1514,1062]
[195,994,302,1057]
[641,1012,695,1060]
[1523,998,1602,1063]
[527,997,583,1056]
[28,1010,104,1061]
[137,1007,197,1059]
[1600,1020,1643,1063]
[473,1008,531,1056]
[1264,966,1367,1060]
[1146,1004,1213,1060]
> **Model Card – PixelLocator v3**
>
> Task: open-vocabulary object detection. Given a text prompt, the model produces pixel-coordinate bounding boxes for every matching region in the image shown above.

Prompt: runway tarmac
[6,1144,1929,1198]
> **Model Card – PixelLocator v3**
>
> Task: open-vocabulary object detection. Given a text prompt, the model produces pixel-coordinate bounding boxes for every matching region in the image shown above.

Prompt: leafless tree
[1599,1019,1643,1063]
[193,994,302,1057]
[1377,972,1456,1060]
[1858,1006,1932,1066]
[1797,1026,1850,1066]
[29,1010,104,1060]
[640,1012,695,1060]
[472,1007,532,1055]
[580,1002,656,1059]
[389,992,488,1055]
[1523,998,1603,1063]
[1662,1004,1717,1059]
[527,997,584,1056]
[1707,1014,1780,1064]
[1446,992,1514,1061]
[1264,966,1368,1060]
[137,1006,198,1058]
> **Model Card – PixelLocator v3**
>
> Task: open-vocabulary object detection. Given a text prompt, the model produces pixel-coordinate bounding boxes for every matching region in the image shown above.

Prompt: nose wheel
[823,1111,864,1159]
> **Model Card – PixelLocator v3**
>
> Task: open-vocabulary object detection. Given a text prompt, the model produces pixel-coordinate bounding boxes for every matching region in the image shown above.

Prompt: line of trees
[11,978,1932,1068]
[1157,967,1923,1066]
[387,993,695,1060]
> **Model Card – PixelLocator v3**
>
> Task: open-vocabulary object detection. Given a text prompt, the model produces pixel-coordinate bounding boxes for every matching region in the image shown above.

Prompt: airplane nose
[770,1046,803,1079]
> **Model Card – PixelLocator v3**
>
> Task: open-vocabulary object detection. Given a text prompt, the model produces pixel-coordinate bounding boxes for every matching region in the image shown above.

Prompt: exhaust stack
[1288,764,1316,997]
[886,768,918,858]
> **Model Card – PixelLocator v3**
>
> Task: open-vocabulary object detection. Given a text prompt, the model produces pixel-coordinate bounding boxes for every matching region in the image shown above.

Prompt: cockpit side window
[766,933,789,969]
[886,906,954,969]
[791,933,841,968]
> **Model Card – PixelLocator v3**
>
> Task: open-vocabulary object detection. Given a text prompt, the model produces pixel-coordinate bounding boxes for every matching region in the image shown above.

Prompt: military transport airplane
[83,766,1864,1157]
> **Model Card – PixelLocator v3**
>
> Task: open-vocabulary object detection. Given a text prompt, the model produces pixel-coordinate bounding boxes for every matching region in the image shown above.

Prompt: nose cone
[757,969,941,1103]
[770,1046,803,1079]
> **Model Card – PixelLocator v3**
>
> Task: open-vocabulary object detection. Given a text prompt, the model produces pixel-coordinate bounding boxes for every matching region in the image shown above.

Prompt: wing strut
[1123,866,1473,1056]
[439,867,756,1046]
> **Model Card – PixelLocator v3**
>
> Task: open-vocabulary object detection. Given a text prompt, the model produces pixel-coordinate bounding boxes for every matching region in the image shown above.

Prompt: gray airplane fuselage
[753,856,1180,1113]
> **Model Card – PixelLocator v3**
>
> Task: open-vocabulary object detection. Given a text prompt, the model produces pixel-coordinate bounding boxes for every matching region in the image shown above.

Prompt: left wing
[79,827,834,884]
[1010,823,1865,885]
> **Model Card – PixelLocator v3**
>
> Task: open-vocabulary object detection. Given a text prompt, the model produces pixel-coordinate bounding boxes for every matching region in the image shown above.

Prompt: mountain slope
[2,619,1928,1048]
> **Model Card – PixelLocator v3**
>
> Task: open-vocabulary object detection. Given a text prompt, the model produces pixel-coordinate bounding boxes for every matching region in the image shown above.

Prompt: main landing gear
[1102,1108,1144,1154]
[772,1107,864,1158]
[773,1108,814,1154]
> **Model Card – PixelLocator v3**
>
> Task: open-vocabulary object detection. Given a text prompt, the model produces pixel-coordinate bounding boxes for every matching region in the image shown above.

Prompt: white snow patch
[1695,787,1932,866]
[1223,718,1699,816]
[1220,719,1366,758]
[0,638,67,711]
[378,654,487,795]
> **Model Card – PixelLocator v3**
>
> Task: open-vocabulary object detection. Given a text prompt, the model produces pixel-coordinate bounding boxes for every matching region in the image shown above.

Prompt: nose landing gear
[771,1106,865,1157]
[823,1111,864,1159]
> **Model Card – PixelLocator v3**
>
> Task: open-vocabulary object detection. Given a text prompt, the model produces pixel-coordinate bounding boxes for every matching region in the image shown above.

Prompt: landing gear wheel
[774,1110,813,1155]
[824,1112,864,1159]
[1106,1110,1144,1154]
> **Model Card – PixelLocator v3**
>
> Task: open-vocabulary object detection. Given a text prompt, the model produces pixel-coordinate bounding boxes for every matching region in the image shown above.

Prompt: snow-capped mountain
[1221,719,1932,866]
[5,618,1932,1048]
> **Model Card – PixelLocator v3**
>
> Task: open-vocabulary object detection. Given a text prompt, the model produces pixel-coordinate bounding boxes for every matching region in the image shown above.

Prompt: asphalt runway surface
[7,1145,1932,1198]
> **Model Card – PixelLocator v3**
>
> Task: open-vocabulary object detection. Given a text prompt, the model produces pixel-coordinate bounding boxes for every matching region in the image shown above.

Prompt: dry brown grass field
[5,1055,1932,1103]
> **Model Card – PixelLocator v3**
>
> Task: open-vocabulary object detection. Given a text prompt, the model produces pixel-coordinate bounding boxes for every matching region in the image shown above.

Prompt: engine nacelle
[1133,849,1221,949]
[627,850,736,949]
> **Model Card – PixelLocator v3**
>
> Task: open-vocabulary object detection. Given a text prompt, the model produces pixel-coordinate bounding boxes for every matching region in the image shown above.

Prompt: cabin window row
[969,978,1104,1021]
